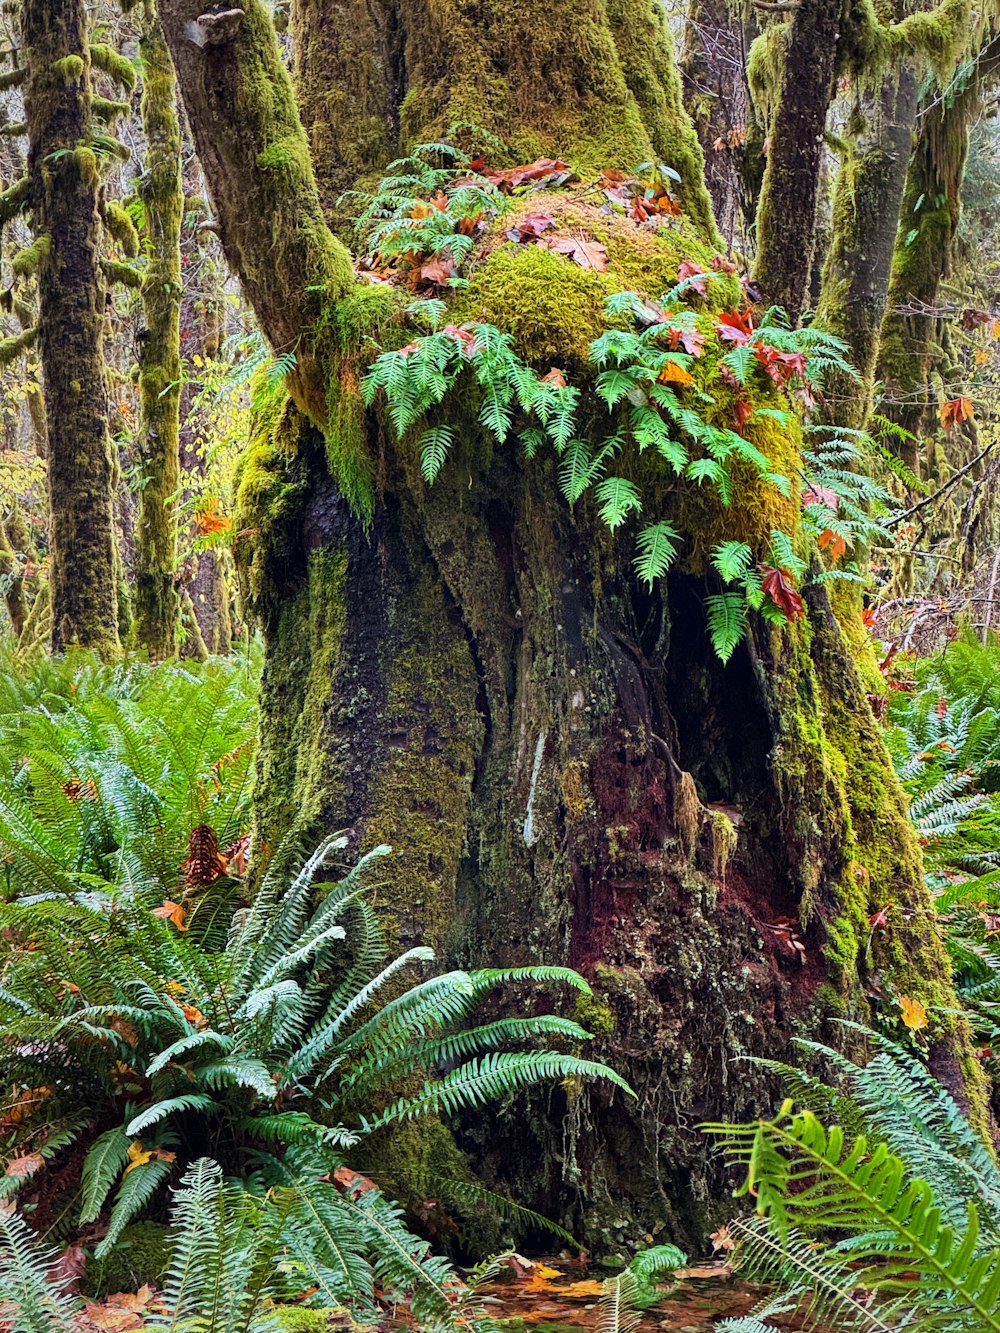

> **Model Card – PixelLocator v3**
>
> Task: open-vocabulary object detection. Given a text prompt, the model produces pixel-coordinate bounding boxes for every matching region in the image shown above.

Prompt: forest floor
[57,1261,827,1332]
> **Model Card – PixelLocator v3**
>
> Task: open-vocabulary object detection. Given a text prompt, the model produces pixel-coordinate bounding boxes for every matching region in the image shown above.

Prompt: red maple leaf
[759,564,804,619]
[715,308,754,343]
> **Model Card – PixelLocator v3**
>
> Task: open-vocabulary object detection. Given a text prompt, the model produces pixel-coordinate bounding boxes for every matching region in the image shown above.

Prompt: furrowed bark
[23,0,120,654]
[816,65,921,426]
[751,0,841,321]
[134,15,182,657]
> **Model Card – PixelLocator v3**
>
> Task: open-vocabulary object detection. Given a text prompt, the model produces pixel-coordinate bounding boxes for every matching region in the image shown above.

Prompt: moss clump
[271,1309,346,1333]
[101,257,143,288]
[11,234,51,278]
[81,1221,170,1297]
[89,42,137,91]
[575,988,617,1037]
[102,199,139,256]
[51,53,84,83]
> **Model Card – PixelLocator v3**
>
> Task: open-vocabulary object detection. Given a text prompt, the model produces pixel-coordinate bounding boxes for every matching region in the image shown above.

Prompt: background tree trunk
[161,0,990,1245]
[750,0,841,320]
[133,16,183,658]
[23,0,120,654]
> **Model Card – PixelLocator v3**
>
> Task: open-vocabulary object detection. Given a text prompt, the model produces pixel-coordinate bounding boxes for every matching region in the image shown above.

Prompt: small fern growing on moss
[362,283,868,661]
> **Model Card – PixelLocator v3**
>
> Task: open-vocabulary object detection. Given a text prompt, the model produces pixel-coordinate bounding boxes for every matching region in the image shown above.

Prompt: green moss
[575,989,617,1037]
[458,246,608,367]
[102,199,140,256]
[234,393,308,611]
[0,176,29,228]
[0,325,37,369]
[51,53,84,83]
[90,42,137,91]
[81,1221,170,1297]
[92,96,130,124]
[12,233,50,278]
[101,257,143,288]
[270,1308,345,1333]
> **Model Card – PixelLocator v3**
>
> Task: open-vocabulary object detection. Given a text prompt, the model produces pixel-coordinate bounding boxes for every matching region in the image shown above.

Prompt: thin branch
[885,439,998,526]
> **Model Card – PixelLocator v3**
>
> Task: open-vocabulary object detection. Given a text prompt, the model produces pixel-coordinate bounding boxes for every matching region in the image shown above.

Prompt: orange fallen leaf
[153,899,188,930]
[899,995,928,1030]
[817,528,847,561]
[656,360,694,387]
[940,396,974,430]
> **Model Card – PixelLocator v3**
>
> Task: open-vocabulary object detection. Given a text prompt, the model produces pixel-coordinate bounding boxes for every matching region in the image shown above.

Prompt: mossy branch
[160,0,358,432]
[89,42,138,91]
[11,235,51,278]
[0,176,29,227]
[101,199,140,256]
[93,96,131,124]
[0,326,37,369]
[0,67,26,91]
[0,122,27,137]
[101,257,144,288]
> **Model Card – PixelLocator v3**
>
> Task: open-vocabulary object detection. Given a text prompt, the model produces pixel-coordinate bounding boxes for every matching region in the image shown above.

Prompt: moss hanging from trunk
[23,0,120,654]
[133,14,183,658]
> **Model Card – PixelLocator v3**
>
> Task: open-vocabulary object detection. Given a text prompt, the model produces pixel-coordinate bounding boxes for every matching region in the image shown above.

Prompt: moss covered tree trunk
[749,0,841,320]
[22,0,120,654]
[161,0,990,1245]
[816,66,921,426]
[133,15,182,658]
[876,39,999,467]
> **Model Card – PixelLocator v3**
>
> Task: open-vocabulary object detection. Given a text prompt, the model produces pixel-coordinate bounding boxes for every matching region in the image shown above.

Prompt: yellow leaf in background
[975,348,991,365]
[899,995,928,1031]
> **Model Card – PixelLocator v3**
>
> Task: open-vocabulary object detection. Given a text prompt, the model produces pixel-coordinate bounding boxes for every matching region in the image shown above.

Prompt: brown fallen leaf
[545,236,608,272]
[5,1151,44,1178]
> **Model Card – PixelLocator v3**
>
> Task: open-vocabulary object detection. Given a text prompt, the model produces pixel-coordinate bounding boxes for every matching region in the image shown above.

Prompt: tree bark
[160,0,990,1245]
[816,65,921,426]
[680,0,763,250]
[22,0,120,654]
[751,0,841,321]
[876,40,1000,467]
[133,16,183,658]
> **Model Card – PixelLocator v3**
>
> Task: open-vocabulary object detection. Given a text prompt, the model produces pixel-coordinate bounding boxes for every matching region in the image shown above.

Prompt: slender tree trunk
[133,16,183,658]
[816,65,921,426]
[680,0,762,250]
[751,0,841,321]
[876,41,1000,467]
[22,0,120,654]
[160,0,990,1243]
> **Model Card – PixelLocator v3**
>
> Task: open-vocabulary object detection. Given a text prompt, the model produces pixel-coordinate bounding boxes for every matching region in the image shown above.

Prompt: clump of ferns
[702,1025,1000,1333]
[0,834,628,1263]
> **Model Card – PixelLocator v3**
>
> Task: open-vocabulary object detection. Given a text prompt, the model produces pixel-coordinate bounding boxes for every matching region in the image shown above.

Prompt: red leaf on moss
[417,255,457,288]
[759,565,804,619]
[715,308,754,343]
[483,158,572,192]
[541,368,567,387]
[677,259,708,294]
[733,397,753,433]
[711,253,738,273]
[506,212,555,242]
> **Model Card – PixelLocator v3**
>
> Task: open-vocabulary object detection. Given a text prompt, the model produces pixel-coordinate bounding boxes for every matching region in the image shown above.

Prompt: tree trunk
[876,41,1000,468]
[133,16,183,658]
[750,0,841,321]
[816,65,921,426]
[160,0,990,1245]
[680,0,762,251]
[23,0,120,654]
